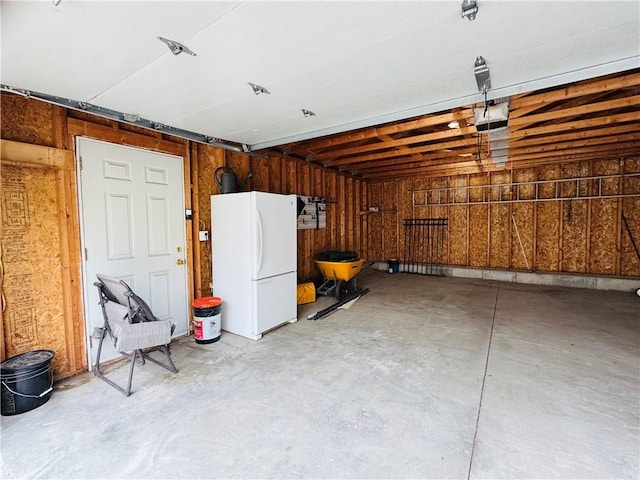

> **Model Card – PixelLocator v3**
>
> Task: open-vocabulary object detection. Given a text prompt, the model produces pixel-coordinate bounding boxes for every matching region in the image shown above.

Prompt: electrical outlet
[199,230,209,241]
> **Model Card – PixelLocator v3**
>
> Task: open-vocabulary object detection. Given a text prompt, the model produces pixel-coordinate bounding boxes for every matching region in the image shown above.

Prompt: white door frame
[75,136,190,370]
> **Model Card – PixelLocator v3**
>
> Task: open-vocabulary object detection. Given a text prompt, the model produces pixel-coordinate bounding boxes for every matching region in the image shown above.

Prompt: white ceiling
[2,1,639,150]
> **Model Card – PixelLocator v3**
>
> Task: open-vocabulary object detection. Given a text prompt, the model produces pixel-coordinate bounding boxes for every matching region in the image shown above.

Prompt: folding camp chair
[93,274,178,396]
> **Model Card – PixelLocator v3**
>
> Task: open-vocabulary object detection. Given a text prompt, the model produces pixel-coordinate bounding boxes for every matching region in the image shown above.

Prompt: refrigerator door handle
[256,209,264,275]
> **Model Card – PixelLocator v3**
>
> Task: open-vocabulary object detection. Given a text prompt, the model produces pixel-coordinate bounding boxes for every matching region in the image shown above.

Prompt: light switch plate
[199,230,209,241]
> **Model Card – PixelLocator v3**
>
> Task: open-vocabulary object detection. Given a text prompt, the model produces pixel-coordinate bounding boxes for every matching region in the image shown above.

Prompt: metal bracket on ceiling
[248,83,270,95]
[461,0,478,21]
[474,56,491,93]
[157,36,197,57]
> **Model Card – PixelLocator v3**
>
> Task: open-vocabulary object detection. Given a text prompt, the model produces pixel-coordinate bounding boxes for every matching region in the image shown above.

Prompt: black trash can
[387,259,400,274]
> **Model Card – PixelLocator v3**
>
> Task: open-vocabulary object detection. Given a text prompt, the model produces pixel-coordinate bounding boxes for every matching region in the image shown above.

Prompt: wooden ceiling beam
[377,133,423,162]
[510,70,640,110]
[300,109,474,154]
[314,124,476,162]
[510,90,616,122]
[510,120,639,148]
[366,148,640,180]
[331,120,640,171]
[510,132,640,156]
[353,149,483,174]
[510,94,640,129]
[509,111,640,140]
[507,141,640,163]
[327,135,478,166]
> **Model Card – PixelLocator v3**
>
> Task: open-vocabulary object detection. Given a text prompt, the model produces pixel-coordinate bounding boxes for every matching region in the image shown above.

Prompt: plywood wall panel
[326,171,338,250]
[560,199,588,273]
[354,179,363,257]
[339,175,348,251]
[250,155,270,192]
[359,178,369,261]
[297,163,312,279]
[560,162,589,272]
[367,182,384,260]
[345,176,354,251]
[511,203,534,270]
[489,203,511,268]
[1,95,55,146]
[268,156,283,193]
[589,199,618,275]
[621,197,640,276]
[535,202,560,271]
[197,144,224,293]
[1,166,69,376]
[621,158,640,275]
[468,174,488,267]
[225,151,251,191]
[382,181,398,259]
[370,158,638,278]
[488,172,511,268]
[448,206,468,265]
[534,165,561,271]
[589,160,621,274]
[510,169,536,270]
[469,205,488,267]
[397,178,413,263]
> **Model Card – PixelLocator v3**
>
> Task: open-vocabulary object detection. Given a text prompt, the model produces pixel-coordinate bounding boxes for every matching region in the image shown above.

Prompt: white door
[77,137,189,367]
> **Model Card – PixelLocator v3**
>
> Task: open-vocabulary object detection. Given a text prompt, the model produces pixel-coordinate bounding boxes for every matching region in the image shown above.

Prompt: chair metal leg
[141,346,178,374]
[94,323,136,397]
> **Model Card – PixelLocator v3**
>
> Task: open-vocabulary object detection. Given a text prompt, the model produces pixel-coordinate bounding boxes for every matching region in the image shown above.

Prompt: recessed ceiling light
[448,121,459,129]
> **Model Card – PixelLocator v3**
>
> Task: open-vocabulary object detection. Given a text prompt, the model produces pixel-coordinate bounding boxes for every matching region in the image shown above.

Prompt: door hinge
[79,156,83,170]
[84,248,88,261]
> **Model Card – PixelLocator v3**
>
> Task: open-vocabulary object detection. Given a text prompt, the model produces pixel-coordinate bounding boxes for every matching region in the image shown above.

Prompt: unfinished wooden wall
[1,94,366,376]
[0,94,194,377]
[367,157,640,277]
[196,151,367,292]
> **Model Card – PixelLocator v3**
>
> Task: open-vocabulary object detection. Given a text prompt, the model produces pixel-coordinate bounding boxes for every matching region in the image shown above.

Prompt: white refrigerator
[211,191,298,340]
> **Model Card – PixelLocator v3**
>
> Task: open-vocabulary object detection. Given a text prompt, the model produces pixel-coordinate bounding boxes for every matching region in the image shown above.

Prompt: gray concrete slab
[1,271,638,479]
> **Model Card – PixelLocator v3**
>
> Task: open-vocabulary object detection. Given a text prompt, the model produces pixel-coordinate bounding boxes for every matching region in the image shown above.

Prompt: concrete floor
[2,271,638,479]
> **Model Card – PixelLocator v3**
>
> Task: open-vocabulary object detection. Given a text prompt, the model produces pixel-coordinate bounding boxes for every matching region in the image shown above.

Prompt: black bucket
[1,350,54,416]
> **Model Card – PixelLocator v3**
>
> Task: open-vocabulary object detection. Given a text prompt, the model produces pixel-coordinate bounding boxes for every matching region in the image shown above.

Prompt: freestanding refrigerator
[211,191,297,340]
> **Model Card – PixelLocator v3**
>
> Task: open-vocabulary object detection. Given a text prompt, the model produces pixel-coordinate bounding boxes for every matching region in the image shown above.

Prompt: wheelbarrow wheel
[335,280,350,301]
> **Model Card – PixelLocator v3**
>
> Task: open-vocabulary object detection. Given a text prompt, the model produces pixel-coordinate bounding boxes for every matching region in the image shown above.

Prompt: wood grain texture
[1,166,69,377]
[468,174,488,267]
[1,94,54,146]
[560,163,589,272]
[534,165,561,271]
[488,172,511,268]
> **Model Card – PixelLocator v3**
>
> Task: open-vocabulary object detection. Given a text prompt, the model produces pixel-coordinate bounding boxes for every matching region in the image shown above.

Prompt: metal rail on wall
[411,172,640,207]
[402,218,448,276]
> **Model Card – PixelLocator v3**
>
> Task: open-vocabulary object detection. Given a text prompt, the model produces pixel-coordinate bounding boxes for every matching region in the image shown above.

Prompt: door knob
[176,259,185,265]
